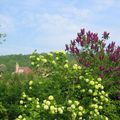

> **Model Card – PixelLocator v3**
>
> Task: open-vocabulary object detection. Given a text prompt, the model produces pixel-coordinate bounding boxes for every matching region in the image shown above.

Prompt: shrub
[16,51,110,120]
[65,28,120,100]
[0,102,7,119]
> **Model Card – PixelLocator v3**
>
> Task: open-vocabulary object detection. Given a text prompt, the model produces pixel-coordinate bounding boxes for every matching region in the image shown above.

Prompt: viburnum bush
[65,29,120,100]
[16,51,111,120]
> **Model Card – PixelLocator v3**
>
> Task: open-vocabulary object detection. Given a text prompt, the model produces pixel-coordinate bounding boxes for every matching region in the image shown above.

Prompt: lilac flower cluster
[65,28,120,89]
[65,28,120,100]
[65,28,108,55]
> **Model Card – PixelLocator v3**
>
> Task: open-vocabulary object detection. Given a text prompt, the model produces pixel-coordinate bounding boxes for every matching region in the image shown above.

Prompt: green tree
[0,26,6,44]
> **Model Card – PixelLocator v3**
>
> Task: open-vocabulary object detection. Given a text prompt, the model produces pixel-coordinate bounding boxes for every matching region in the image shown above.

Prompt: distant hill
[0,52,77,73]
[0,54,31,73]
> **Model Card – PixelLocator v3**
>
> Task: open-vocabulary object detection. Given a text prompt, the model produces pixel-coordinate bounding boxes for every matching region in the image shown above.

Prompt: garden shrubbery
[65,29,120,98]
[15,50,114,120]
[0,29,120,120]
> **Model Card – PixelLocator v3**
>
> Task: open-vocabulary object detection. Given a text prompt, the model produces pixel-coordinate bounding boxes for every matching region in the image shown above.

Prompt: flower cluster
[15,115,26,120]
[42,95,64,114]
[65,28,120,75]
[67,100,85,120]
[28,80,33,90]
[15,50,112,119]
[65,28,120,100]
[65,28,108,54]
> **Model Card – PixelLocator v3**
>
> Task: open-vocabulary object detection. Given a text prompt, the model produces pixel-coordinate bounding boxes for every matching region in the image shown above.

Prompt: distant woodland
[0,54,31,73]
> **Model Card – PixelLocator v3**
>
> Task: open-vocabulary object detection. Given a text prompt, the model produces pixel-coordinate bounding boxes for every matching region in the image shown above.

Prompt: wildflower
[48,95,54,100]
[43,100,47,103]
[78,112,83,116]
[44,105,49,110]
[79,76,84,79]
[29,80,33,85]
[74,101,79,106]
[93,92,97,96]
[97,78,102,82]
[58,108,63,114]
[81,28,85,35]
[18,115,22,119]
[101,85,104,89]
[89,81,95,85]
[64,64,69,68]
[20,100,24,104]
[80,40,84,47]
[67,107,72,111]
[60,50,65,54]
[88,89,93,94]
[105,98,109,102]
[100,95,104,99]
[36,101,39,105]
[28,97,32,101]
[50,105,55,111]
[99,106,103,110]
[81,89,85,93]
[29,87,32,90]
[52,60,56,65]
[24,105,27,108]
[22,92,26,98]
[85,78,89,82]
[36,98,39,101]
[94,104,98,109]
[99,55,104,61]
[78,106,83,111]
[54,50,59,54]
[51,110,55,114]
[56,57,59,60]
[73,64,78,70]
[71,104,76,109]
[95,85,99,89]
[105,117,109,120]
[54,107,57,113]
[48,53,53,57]
[103,31,109,39]
[46,101,51,106]
[36,64,40,67]
[93,98,98,102]
[36,57,40,61]
[31,62,34,65]
[65,44,69,51]
[41,59,47,63]
[68,100,72,104]
[72,112,77,118]
[101,91,105,95]
[65,60,68,63]
[36,105,40,108]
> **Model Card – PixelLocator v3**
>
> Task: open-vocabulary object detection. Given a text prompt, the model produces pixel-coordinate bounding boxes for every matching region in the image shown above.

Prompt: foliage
[0,64,7,73]
[65,28,120,100]
[0,54,31,73]
[0,73,34,120]
[0,32,6,44]
[15,51,111,120]
[0,102,8,119]
[0,28,119,119]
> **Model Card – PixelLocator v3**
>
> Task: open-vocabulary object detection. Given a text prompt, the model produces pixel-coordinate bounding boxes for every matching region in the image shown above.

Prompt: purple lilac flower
[103,31,109,39]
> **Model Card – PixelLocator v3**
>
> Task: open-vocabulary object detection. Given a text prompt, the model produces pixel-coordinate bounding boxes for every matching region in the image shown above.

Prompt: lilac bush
[65,28,120,100]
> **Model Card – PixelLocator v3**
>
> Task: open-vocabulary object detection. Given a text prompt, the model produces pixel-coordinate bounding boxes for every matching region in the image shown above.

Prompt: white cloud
[60,7,92,19]
[1,0,119,55]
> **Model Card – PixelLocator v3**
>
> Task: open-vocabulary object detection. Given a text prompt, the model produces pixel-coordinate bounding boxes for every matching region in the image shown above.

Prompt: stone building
[15,63,32,74]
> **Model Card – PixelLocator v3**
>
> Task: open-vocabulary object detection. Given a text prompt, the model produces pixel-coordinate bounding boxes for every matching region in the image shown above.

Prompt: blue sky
[0,0,120,55]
